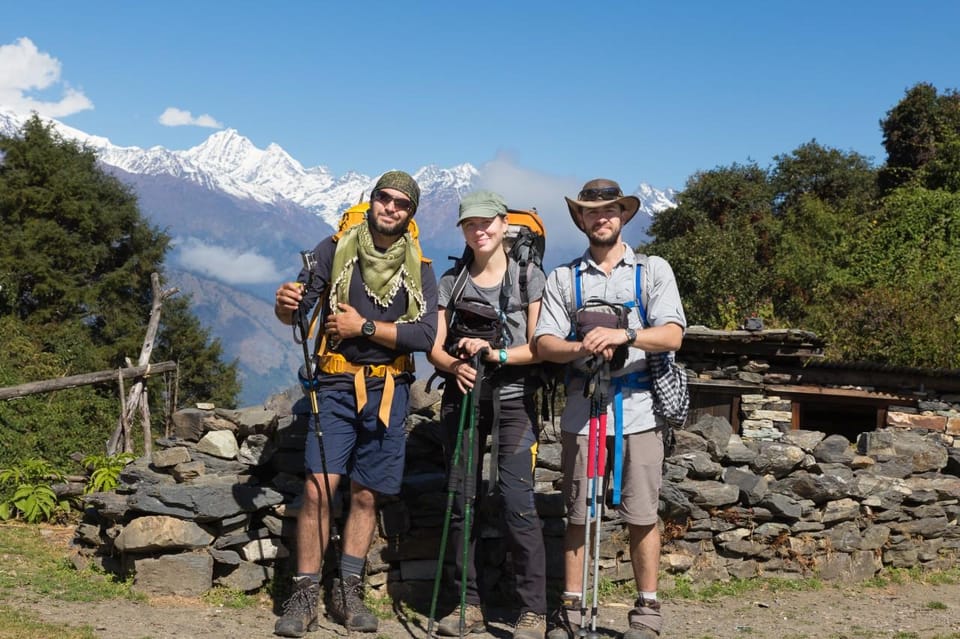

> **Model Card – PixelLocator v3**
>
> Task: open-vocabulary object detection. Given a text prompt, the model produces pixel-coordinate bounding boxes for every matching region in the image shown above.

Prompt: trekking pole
[579,356,601,636]
[585,367,609,639]
[458,349,485,638]
[427,394,471,638]
[294,251,342,585]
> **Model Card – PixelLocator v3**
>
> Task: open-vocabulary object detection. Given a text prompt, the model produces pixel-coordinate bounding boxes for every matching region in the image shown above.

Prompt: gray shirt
[438,259,545,400]
[534,244,686,435]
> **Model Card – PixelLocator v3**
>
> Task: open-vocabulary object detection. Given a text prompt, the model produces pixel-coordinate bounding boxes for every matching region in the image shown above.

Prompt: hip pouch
[448,296,508,351]
[575,299,630,370]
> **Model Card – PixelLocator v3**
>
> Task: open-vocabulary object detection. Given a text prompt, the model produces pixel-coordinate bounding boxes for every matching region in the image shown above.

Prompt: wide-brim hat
[564,178,641,232]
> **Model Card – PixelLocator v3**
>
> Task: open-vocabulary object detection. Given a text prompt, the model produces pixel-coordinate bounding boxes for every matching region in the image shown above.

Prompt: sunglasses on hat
[373,189,414,212]
[578,186,623,201]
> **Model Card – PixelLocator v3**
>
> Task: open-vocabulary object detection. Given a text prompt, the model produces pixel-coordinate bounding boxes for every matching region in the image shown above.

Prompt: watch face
[362,320,375,336]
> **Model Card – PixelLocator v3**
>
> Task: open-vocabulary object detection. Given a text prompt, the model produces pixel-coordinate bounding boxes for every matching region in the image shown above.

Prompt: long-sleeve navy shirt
[296,235,438,391]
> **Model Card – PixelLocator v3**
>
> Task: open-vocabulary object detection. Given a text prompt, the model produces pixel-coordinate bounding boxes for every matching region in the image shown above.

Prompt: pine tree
[0,116,240,465]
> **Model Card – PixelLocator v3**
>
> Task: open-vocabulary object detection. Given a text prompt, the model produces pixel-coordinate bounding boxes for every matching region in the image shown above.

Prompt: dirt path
[10,527,960,638]
[12,578,960,639]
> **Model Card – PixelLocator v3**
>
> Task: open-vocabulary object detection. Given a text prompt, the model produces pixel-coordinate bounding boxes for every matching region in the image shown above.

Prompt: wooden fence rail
[0,361,177,401]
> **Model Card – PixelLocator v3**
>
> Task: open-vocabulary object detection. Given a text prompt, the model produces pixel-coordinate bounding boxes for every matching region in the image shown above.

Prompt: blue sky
[2,1,958,192]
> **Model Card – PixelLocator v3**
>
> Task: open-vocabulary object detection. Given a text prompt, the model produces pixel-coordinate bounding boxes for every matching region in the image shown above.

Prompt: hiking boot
[546,595,582,639]
[436,603,485,636]
[274,576,319,637]
[513,610,547,639]
[622,596,662,639]
[328,574,378,632]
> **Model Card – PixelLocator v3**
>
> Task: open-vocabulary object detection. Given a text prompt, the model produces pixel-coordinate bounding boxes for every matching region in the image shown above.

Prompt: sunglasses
[578,187,623,201]
[373,190,414,212]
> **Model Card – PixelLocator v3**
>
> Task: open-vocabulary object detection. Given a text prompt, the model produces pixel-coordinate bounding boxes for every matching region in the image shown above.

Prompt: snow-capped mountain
[0,110,674,227]
[636,182,679,216]
[0,109,677,404]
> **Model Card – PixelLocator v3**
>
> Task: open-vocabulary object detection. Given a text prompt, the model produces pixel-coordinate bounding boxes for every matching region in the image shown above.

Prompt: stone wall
[74,380,960,601]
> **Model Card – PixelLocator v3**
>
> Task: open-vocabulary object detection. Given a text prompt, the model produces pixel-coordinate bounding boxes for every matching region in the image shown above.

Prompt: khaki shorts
[561,429,663,526]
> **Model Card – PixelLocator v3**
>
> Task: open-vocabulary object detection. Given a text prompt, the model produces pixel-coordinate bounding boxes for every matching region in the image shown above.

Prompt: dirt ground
[11,575,960,639]
[10,527,960,639]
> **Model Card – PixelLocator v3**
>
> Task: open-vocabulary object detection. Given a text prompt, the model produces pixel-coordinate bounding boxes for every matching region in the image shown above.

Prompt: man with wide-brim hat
[564,178,641,231]
[535,178,687,639]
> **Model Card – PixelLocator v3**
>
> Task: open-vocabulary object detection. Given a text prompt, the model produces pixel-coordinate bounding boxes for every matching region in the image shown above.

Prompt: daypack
[567,254,690,434]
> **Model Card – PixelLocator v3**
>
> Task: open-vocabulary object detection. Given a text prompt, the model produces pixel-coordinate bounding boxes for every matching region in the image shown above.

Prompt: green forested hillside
[0,117,239,467]
[644,82,960,369]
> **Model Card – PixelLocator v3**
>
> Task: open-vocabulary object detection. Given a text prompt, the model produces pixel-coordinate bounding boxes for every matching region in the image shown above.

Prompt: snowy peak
[0,110,675,226]
[413,163,479,191]
[633,182,678,216]
[185,128,262,173]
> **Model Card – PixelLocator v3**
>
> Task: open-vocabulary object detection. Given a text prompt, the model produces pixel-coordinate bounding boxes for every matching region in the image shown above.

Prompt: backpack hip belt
[316,353,414,427]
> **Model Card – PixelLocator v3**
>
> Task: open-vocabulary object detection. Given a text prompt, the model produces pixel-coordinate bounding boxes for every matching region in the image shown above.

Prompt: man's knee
[350,485,377,511]
[303,474,340,510]
[628,522,658,543]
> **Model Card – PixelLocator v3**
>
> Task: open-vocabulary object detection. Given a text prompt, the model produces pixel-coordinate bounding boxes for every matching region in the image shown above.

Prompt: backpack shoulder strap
[513,258,541,310]
[518,259,530,308]
[438,246,471,335]
[633,253,651,328]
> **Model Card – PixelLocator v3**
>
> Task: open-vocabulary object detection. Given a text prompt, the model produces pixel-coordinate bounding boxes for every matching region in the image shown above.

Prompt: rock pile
[74,383,960,601]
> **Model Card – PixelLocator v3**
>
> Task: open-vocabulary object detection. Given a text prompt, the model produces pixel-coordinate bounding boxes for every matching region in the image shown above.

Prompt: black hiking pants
[440,388,547,615]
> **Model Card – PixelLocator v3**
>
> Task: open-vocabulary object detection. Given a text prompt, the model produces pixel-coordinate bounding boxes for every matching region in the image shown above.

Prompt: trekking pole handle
[300,250,317,283]
[295,251,319,408]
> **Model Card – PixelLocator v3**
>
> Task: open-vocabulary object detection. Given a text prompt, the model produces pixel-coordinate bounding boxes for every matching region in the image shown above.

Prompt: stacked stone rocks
[74,383,960,600]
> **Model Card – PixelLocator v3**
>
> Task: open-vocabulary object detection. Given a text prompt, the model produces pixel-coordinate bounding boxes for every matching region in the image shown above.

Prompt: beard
[587,229,619,247]
[369,213,411,237]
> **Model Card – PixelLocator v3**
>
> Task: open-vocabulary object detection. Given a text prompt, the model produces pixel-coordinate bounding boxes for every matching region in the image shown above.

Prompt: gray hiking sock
[295,573,320,585]
[339,553,365,579]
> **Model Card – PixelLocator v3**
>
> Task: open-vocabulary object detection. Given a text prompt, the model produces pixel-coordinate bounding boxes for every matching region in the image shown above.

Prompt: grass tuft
[0,523,141,603]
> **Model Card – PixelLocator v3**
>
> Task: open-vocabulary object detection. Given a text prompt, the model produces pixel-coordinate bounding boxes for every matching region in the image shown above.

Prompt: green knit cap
[372,170,420,214]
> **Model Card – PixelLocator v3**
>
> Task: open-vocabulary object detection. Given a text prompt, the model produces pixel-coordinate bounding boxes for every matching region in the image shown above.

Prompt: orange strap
[316,354,414,427]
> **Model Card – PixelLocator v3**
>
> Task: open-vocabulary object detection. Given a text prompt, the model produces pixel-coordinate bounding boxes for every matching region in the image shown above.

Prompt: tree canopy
[0,116,239,467]
[645,82,960,369]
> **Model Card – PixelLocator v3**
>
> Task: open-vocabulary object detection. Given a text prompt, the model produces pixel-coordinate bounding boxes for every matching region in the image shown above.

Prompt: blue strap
[609,370,652,506]
[635,261,648,327]
[566,265,584,341]
[574,263,583,309]
[612,379,624,505]
[612,370,651,389]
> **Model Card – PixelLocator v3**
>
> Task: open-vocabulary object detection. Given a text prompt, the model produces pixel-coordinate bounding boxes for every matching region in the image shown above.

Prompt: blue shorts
[304,385,408,495]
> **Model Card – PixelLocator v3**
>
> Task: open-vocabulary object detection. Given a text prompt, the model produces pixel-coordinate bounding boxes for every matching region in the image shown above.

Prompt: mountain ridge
[0,110,678,404]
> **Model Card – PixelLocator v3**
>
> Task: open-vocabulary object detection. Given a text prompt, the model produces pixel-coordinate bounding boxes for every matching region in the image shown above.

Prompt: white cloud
[175,239,284,285]
[158,107,223,129]
[0,37,93,117]
[475,152,586,267]
[475,152,653,268]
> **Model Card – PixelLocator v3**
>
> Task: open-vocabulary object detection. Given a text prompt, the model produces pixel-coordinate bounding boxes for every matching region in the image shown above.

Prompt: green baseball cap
[457,190,508,226]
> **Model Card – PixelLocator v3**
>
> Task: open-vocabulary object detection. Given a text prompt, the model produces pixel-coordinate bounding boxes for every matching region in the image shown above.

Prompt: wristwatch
[624,327,637,345]
[361,319,377,337]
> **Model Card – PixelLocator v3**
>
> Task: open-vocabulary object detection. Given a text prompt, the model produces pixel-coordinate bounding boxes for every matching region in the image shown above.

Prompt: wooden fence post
[106,273,178,456]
